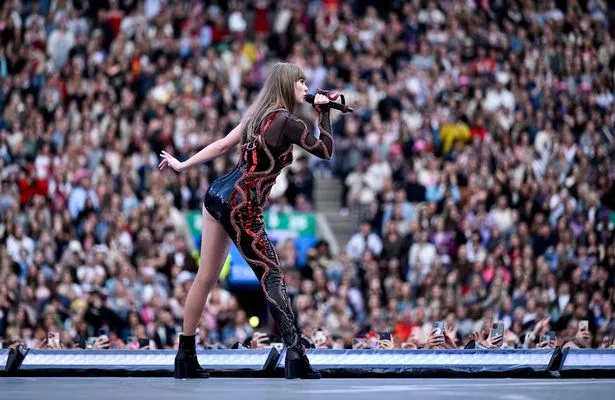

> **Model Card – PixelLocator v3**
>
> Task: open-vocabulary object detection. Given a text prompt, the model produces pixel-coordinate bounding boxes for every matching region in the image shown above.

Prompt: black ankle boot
[284,348,321,379]
[174,334,209,379]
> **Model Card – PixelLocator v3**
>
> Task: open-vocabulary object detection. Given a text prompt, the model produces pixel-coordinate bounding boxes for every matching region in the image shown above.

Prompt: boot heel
[284,358,301,379]
[174,358,209,379]
[174,359,189,379]
[174,334,209,379]
[284,354,321,379]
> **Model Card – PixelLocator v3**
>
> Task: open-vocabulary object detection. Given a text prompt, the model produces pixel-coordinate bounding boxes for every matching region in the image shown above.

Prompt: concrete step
[316,181,339,188]
[321,214,352,230]
[316,200,340,207]
[315,192,340,198]
[314,177,354,249]
[315,198,339,205]
[315,184,339,190]
[316,199,340,207]
[316,195,339,200]
[315,179,340,188]
[315,191,340,199]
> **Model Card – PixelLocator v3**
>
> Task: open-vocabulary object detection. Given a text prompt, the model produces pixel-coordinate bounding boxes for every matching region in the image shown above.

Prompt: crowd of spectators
[1,0,615,353]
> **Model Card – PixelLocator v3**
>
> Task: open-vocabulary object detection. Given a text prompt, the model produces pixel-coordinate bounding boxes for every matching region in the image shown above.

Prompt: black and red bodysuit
[204,106,333,355]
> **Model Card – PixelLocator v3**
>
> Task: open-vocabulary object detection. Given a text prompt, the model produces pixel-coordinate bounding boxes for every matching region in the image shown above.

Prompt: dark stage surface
[2,377,615,400]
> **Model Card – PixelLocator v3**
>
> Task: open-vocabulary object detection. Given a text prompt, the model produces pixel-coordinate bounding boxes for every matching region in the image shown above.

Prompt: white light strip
[20,349,272,370]
[197,349,272,366]
[562,350,615,369]
[0,350,9,370]
[278,350,554,368]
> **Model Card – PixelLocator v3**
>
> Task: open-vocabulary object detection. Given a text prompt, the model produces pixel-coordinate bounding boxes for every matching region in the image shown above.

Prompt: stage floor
[2,377,614,400]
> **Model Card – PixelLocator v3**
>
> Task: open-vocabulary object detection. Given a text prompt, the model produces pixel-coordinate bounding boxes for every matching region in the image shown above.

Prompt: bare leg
[182,205,231,335]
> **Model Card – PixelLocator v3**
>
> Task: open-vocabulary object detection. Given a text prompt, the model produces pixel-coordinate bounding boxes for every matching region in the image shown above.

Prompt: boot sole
[284,359,321,379]
[174,359,210,379]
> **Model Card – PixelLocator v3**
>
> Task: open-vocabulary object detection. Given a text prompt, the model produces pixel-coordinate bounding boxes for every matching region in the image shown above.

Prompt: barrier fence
[2,347,615,378]
[1,349,11,373]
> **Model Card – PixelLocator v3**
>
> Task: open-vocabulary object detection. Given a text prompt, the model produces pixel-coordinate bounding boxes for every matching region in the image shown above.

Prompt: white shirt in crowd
[345,233,383,261]
[466,241,486,263]
[46,27,75,69]
[345,172,376,205]
[490,207,513,232]
[408,241,437,271]
[6,234,35,263]
[482,88,515,113]
[364,161,392,193]
[76,263,107,293]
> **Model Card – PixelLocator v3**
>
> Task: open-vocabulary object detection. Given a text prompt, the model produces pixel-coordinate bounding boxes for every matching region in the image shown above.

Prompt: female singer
[159,62,336,379]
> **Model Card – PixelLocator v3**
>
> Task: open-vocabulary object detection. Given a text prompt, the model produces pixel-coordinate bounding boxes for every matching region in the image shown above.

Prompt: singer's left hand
[313,93,330,105]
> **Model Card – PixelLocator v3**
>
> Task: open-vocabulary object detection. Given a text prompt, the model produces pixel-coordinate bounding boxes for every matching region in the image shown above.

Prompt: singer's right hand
[313,93,330,106]
[159,150,184,172]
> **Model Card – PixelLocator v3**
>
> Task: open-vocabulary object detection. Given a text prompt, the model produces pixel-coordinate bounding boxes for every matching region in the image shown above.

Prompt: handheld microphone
[305,94,354,113]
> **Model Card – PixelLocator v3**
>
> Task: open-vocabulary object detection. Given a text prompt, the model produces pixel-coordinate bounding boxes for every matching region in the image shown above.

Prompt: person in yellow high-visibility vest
[439,121,471,154]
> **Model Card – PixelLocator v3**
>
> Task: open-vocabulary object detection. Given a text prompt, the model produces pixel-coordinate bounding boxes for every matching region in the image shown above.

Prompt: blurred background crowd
[1,0,615,352]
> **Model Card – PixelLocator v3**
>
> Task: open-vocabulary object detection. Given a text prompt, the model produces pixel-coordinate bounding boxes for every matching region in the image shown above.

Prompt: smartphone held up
[47,331,60,348]
[488,322,504,348]
[432,321,445,336]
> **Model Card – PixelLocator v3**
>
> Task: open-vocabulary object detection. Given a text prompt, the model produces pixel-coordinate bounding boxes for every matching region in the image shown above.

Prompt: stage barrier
[1,349,10,372]
[559,348,615,377]
[17,348,278,375]
[6,348,615,378]
[276,349,558,376]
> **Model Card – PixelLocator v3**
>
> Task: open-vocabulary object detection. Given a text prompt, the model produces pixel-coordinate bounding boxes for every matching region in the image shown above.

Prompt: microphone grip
[304,94,354,113]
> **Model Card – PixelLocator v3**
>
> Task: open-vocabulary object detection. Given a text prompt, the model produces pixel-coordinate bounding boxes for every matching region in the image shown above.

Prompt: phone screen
[432,322,444,335]
[379,332,392,341]
[314,331,326,346]
[489,322,504,346]
[48,331,60,347]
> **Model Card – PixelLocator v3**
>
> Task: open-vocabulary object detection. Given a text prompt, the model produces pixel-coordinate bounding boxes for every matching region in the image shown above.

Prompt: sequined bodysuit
[204,107,333,354]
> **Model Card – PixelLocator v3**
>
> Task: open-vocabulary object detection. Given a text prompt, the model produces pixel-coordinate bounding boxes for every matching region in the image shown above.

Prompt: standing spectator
[68,170,99,221]
[346,220,383,261]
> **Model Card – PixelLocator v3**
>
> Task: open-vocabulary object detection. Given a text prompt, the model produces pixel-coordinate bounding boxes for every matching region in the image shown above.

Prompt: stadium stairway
[315,176,353,253]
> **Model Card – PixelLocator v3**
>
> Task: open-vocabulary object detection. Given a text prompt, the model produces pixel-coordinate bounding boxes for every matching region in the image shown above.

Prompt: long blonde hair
[240,62,306,145]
